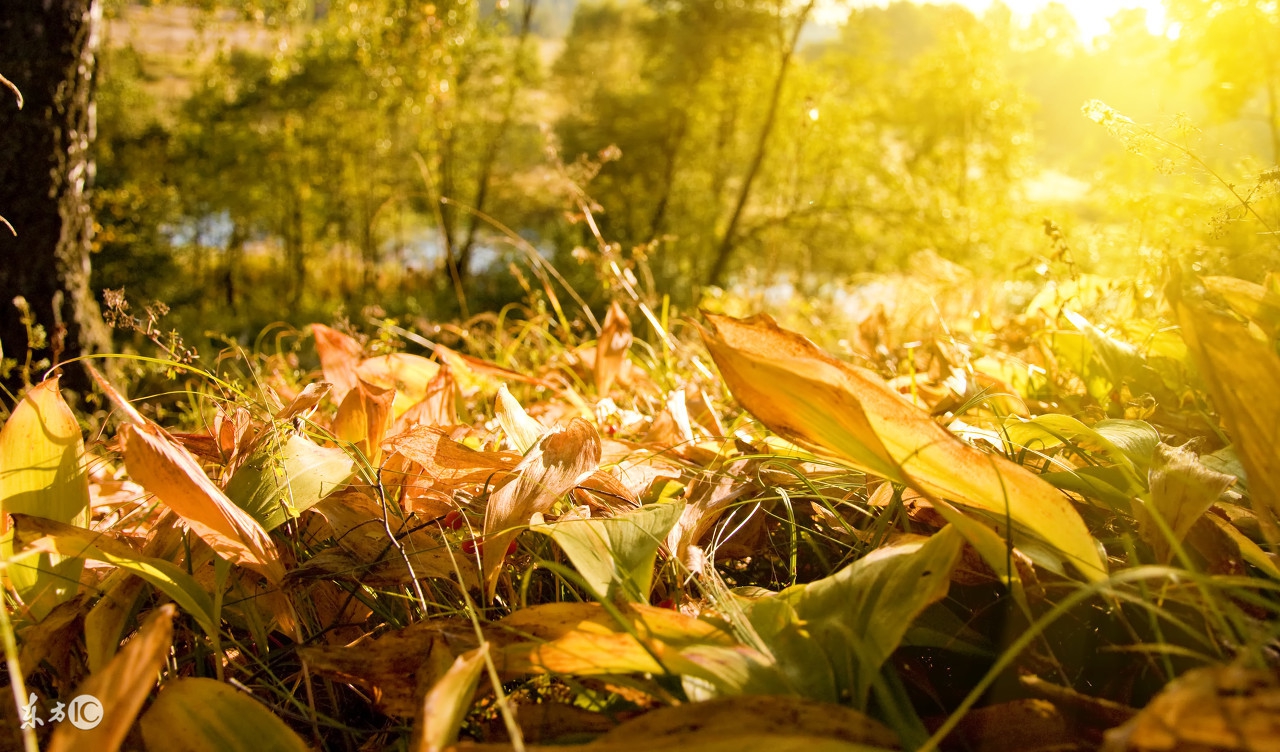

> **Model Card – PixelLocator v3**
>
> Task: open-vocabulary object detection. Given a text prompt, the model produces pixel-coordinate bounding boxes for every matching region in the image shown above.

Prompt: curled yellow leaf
[699,312,1105,582]
[123,424,283,583]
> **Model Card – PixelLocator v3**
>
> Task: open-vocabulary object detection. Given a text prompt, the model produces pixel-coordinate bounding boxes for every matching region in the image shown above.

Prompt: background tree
[1167,0,1280,165]
[1,0,111,398]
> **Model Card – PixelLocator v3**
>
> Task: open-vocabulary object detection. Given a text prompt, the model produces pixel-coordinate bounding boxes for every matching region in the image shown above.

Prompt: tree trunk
[0,0,109,400]
[457,0,538,277]
[705,0,816,290]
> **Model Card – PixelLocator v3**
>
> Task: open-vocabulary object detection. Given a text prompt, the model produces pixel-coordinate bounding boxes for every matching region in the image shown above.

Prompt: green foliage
[11,2,1280,748]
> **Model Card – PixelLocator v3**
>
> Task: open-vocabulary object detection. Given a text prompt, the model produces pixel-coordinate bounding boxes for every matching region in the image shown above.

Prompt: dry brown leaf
[312,324,363,404]
[942,699,1069,752]
[46,604,175,752]
[17,595,89,686]
[494,601,737,646]
[446,736,883,752]
[699,312,1105,581]
[578,468,640,509]
[310,488,478,590]
[495,384,547,453]
[478,701,620,744]
[435,343,555,391]
[492,602,738,678]
[214,405,254,471]
[357,353,440,417]
[303,579,374,645]
[1137,443,1235,563]
[122,424,284,584]
[684,383,726,437]
[275,381,332,421]
[597,695,898,749]
[391,362,458,437]
[413,644,489,752]
[332,378,396,462]
[595,301,633,395]
[1103,665,1280,752]
[482,418,602,599]
[84,513,186,671]
[667,458,758,566]
[84,575,148,673]
[87,363,147,428]
[301,620,475,717]
[386,427,520,484]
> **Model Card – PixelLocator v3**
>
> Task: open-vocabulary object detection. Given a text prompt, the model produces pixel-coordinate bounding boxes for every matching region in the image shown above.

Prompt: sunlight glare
[830,1,1171,44]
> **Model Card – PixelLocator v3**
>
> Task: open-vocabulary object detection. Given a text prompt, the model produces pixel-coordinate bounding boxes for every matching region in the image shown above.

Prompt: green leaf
[0,377,89,618]
[747,525,963,707]
[532,501,685,602]
[1004,413,1157,479]
[1064,309,1146,392]
[1041,466,1137,512]
[139,678,310,752]
[13,515,217,637]
[224,433,354,532]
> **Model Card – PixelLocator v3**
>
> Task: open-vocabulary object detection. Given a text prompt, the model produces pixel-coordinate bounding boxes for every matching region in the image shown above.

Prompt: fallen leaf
[332,378,395,462]
[482,418,602,599]
[357,353,441,417]
[14,514,218,637]
[595,301,633,394]
[667,458,758,567]
[596,695,898,749]
[945,699,1070,752]
[1137,443,1235,563]
[17,595,89,685]
[274,381,332,421]
[496,385,547,454]
[1102,665,1280,752]
[386,426,519,486]
[47,604,175,752]
[122,423,284,584]
[699,312,1105,582]
[1202,275,1280,339]
[312,324,363,404]
[492,601,738,679]
[138,677,310,752]
[302,621,473,717]
[0,376,90,617]
[392,362,459,436]
[1173,293,1280,544]
[309,488,479,590]
[413,644,490,752]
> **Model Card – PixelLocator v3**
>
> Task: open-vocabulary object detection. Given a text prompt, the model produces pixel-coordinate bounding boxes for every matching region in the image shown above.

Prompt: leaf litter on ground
[5,271,1280,751]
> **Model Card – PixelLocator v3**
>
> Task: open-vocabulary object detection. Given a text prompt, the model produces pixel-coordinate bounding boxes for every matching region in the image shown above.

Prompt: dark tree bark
[0,0,109,400]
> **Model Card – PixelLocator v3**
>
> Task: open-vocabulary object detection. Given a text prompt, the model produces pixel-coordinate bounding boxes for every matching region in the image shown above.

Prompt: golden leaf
[699,312,1105,581]
[482,418,602,598]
